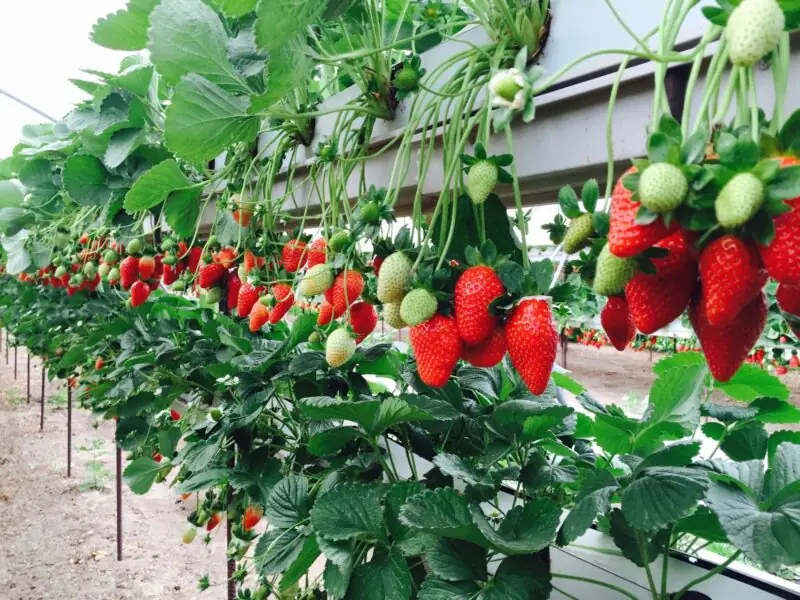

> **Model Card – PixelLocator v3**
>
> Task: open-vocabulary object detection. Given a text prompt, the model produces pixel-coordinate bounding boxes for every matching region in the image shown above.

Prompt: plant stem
[749,66,760,143]
[551,574,641,600]
[671,551,741,600]
[661,525,673,597]
[637,532,660,599]
[504,125,529,268]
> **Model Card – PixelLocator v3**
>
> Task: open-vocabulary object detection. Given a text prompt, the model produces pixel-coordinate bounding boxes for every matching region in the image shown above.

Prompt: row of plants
[1,0,800,598]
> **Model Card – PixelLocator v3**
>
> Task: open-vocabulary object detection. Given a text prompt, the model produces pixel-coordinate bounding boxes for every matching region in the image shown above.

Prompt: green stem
[661,525,673,597]
[712,65,738,124]
[504,126,529,268]
[636,532,659,600]
[749,66,760,143]
[551,574,641,600]
[672,551,741,600]
[681,26,721,138]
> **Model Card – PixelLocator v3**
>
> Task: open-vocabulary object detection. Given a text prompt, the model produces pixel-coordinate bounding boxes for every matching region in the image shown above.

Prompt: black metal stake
[14,345,17,379]
[116,429,123,561]
[26,353,30,404]
[227,453,236,600]
[5,333,8,364]
[40,364,45,431]
[67,384,72,478]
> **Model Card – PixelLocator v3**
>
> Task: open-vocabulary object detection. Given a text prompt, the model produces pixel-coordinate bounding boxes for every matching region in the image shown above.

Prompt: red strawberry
[198,263,227,289]
[162,262,184,285]
[215,247,237,269]
[237,283,261,318]
[409,313,462,387]
[170,409,181,421]
[777,283,800,316]
[153,451,163,463]
[651,229,698,277]
[227,272,242,311]
[462,327,507,367]
[269,283,294,324]
[243,250,258,274]
[138,255,156,280]
[506,297,557,395]
[454,266,505,345]
[243,506,263,531]
[317,300,343,325]
[249,301,269,332]
[206,513,222,531]
[130,280,151,307]
[282,240,307,273]
[349,302,378,342]
[758,156,800,284]
[372,255,385,276]
[777,365,789,375]
[95,357,104,370]
[332,270,365,313]
[147,278,160,291]
[626,264,698,334]
[232,208,252,227]
[306,238,327,268]
[699,235,766,327]
[119,256,139,290]
[600,296,636,351]
[689,291,767,382]
[608,168,677,258]
[791,355,800,368]
[187,247,203,274]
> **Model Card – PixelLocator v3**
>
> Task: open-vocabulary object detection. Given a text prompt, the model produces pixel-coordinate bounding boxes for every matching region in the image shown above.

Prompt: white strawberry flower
[489,68,528,111]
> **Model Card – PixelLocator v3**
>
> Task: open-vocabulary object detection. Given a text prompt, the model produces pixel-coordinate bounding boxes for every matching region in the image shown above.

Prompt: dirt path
[0,346,226,600]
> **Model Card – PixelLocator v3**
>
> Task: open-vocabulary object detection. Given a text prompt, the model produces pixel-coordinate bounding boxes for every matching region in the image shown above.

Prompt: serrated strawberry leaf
[718,135,760,170]
[493,153,514,167]
[766,165,800,201]
[496,262,525,295]
[647,131,673,163]
[558,186,581,218]
[778,109,800,153]
[658,114,682,144]
[702,5,730,25]
[681,129,708,164]
[581,179,599,213]
[591,211,610,237]
[496,168,513,184]
[460,154,477,167]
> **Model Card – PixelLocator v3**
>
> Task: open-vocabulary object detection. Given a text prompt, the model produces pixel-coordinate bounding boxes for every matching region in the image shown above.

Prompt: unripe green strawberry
[594,244,637,296]
[715,172,765,228]
[127,238,142,255]
[383,303,406,329]
[727,0,785,67]
[97,263,111,278]
[326,328,356,367]
[563,213,594,254]
[377,251,412,303]
[466,161,498,205]
[298,264,334,297]
[182,527,197,544]
[204,287,222,304]
[328,230,351,253]
[399,288,437,326]
[638,163,688,213]
[308,331,321,343]
[54,265,67,278]
[103,249,118,264]
[360,201,380,224]
[107,267,120,283]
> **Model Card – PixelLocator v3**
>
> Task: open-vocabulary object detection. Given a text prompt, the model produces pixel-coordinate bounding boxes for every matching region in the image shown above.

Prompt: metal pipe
[40,365,45,430]
[67,384,72,478]
[26,353,30,403]
[14,345,17,379]
[116,431,123,561]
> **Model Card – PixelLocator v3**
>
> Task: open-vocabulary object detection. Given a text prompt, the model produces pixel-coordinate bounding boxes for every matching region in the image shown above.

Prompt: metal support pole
[67,384,72,478]
[14,345,17,379]
[227,454,236,600]
[40,365,45,430]
[116,430,123,561]
[5,333,8,364]
[26,353,30,403]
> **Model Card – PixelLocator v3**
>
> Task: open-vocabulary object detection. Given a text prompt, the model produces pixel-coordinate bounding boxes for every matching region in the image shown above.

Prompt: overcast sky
[0,0,129,157]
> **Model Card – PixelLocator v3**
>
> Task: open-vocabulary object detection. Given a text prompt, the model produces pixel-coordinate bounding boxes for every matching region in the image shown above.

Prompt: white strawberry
[727,0,785,67]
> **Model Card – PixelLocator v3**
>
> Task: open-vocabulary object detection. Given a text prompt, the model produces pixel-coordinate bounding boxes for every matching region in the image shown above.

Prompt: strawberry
[383,303,406,329]
[409,313,462,387]
[377,251,412,303]
[626,265,697,334]
[650,229,698,277]
[332,270,365,313]
[317,300,340,326]
[593,244,637,296]
[119,256,139,290]
[349,302,378,342]
[326,328,356,367]
[138,255,156,280]
[454,266,505,344]
[249,301,269,332]
[600,296,636,351]
[776,365,788,375]
[130,280,151,307]
[466,161,499,205]
[232,208,253,227]
[182,527,197,544]
[298,264,334,297]
[727,0,784,67]
[372,255,385,276]
[243,506,263,531]
[562,213,594,254]
[791,353,800,368]
[198,263,227,289]
[206,513,222,532]
[399,288,438,326]
[269,283,294,324]
[170,409,181,421]
[227,272,242,311]
[699,235,766,326]
[306,238,327,268]
[608,168,676,258]
[328,230,351,253]
[281,239,307,273]
[242,250,257,274]
[95,357,104,370]
[506,297,557,395]
[237,283,262,318]
[715,172,765,227]
[162,262,184,285]
[187,247,203,274]
[638,163,688,213]
[776,283,800,316]
[689,291,767,382]
[757,157,800,284]
[215,247,237,269]
[462,326,507,367]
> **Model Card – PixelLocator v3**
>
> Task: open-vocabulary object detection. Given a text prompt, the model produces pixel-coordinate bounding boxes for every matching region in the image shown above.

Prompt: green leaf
[0,181,24,208]
[751,396,800,424]
[593,413,638,455]
[699,458,765,495]
[433,454,493,488]
[425,538,487,582]
[520,453,578,490]
[345,548,411,600]
[255,527,307,575]
[164,187,202,238]
[175,468,230,493]
[311,483,387,542]
[718,136,760,170]
[768,431,800,463]
[764,443,800,501]
[581,179,600,213]
[609,508,666,567]
[104,128,145,169]
[491,400,572,437]
[418,579,480,600]
[621,467,708,532]
[701,402,758,422]
[636,441,701,471]
[213,0,258,17]
[385,481,426,542]
[702,5,729,25]
[706,480,800,570]
[766,166,800,202]
[249,42,311,113]
[124,159,191,213]
[254,0,327,53]
[164,74,260,164]
[63,154,111,206]
[557,484,617,546]
[715,364,789,402]
[480,554,552,600]
[370,396,434,436]
[641,356,708,434]
[674,506,728,544]
[399,488,485,546]
[558,186,581,218]
[279,535,321,591]
[114,64,155,96]
[148,0,248,93]
[92,0,159,51]
[308,426,360,456]
[721,421,767,461]
[471,499,561,555]
[551,372,585,395]
[779,108,800,153]
[264,475,310,528]
[123,457,163,494]
[483,194,521,263]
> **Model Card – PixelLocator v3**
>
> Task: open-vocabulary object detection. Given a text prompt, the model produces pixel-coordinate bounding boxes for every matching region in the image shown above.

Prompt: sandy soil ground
[1,341,798,599]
